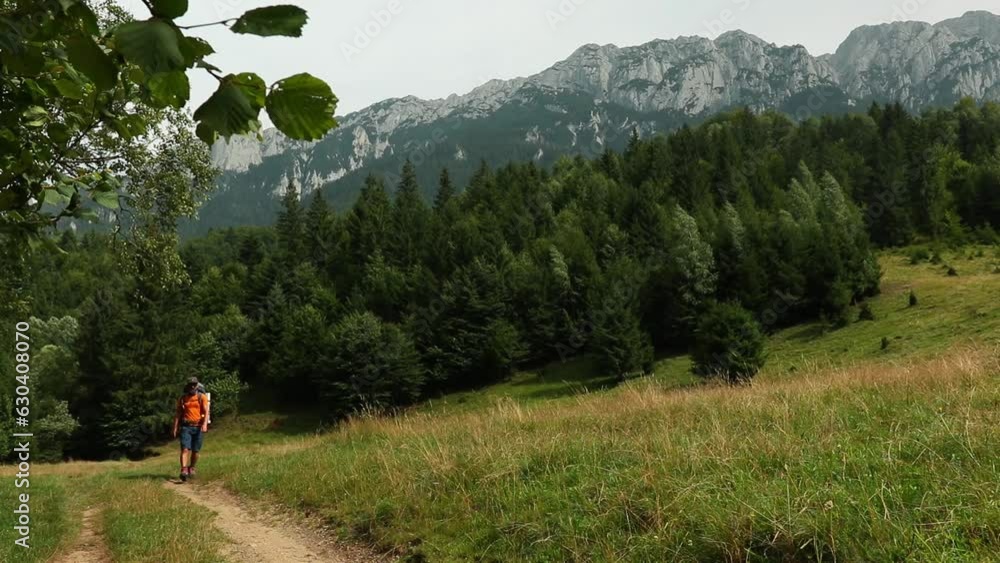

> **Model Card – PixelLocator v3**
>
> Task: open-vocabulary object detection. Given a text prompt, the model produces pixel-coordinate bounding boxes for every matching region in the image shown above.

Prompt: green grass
[202,350,1000,561]
[0,475,84,562]
[96,475,226,563]
[763,245,1000,377]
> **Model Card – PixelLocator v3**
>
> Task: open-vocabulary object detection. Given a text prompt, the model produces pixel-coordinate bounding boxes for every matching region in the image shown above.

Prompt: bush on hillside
[692,302,766,384]
[908,247,930,264]
[909,290,918,307]
[857,302,875,321]
[317,312,423,418]
[821,281,853,328]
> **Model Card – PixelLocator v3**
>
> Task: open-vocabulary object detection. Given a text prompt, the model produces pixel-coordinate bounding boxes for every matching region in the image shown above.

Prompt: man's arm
[200,395,210,433]
[172,399,180,438]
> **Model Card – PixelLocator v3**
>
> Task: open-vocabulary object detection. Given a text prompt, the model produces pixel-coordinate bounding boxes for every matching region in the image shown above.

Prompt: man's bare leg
[190,452,199,471]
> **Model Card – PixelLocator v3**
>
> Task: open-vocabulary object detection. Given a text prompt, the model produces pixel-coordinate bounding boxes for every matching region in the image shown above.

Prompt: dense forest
[5,100,1000,461]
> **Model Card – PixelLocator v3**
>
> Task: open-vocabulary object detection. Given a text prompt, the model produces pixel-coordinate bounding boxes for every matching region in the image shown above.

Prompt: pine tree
[589,258,654,380]
[692,301,765,383]
[434,167,455,210]
[391,160,429,267]
[275,182,305,267]
[305,189,332,268]
[346,174,391,269]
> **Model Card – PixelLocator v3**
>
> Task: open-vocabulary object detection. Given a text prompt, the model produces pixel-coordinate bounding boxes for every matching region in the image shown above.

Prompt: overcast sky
[122,0,997,120]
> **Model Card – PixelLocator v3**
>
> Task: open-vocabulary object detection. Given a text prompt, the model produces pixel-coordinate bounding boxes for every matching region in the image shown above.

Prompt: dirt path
[164,481,384,563]
[51,507,111,563]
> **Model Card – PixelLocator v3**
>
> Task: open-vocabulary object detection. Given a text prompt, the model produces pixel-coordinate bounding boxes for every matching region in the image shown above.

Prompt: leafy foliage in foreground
[0,0,337,243]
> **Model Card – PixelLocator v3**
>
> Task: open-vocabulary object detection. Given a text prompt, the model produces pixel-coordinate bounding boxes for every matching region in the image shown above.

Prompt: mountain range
[190,10,1000,235]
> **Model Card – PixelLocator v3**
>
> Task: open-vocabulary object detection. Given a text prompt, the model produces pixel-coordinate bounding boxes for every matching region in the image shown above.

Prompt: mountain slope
[190,11,1000,235]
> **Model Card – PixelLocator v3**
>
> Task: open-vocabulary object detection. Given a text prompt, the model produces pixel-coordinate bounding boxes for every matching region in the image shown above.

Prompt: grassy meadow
[172,247,1000,561]
[2,247,999,561]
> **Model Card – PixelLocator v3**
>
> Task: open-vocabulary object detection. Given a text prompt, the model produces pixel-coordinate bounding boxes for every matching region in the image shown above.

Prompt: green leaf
[53,78,86,100]
[266,73,338,141]
[113,20,185,74]
[0,46,45,76]
[231,5,308,37]
[66,33,117,91]
[93,191,120,209]
[196,60,221,73]
[76,208,100,223]
[193,76,262,143]
[23,106,49,128]
[179,35,215,67]
[56,182,76,197]
[66,2,100,35]
[147,71,190,109]
[47,122,72,145]
[232,73,266,110]
[43,189,71,207]
[151,0,188,19]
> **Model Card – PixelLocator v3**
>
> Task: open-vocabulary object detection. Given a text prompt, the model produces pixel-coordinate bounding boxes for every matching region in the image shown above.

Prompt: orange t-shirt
[177,393,207,425]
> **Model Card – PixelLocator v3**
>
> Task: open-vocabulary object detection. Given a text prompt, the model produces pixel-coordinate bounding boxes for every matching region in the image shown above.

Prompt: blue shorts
[179,426,204,452]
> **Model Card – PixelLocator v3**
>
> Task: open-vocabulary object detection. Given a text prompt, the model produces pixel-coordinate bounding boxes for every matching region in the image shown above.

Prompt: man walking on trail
[172,377,209,483]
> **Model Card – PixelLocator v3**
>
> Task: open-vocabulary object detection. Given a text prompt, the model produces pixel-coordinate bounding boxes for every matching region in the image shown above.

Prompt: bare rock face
[194,11,1000,236]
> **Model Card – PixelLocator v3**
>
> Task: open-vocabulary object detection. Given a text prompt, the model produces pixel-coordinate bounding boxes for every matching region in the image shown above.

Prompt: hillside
[186,10,1000,235]
[6,247,999,562]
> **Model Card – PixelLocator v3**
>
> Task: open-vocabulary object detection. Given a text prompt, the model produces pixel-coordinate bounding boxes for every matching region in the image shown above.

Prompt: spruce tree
[434,167,455,210]
[391,160,429,267]
[305,189,332,268]
[346,174,392,268]
[275,182,305,267]
[692,301,765,383]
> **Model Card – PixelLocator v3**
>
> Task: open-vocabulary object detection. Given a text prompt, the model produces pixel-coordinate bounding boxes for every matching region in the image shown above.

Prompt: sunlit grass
[96,476,227,563]
[202,346,1000,561]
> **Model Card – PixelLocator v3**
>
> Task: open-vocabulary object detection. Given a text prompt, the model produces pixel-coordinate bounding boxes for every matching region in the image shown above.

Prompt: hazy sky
[122,0,997,119]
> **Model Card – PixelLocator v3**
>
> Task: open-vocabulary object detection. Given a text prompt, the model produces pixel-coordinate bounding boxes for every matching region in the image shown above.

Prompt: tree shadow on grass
[118,472,177,482]
[518,376,621,401]
[783,323,828,342]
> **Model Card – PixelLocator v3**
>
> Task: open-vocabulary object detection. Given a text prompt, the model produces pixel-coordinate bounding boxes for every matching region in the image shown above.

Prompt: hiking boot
[180,468,188,483]
[188,467,196,480]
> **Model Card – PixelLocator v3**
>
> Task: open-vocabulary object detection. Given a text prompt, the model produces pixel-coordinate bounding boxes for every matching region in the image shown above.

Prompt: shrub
[880,337,890,350]
[692,302,766,384]
[908,247,930,264]
[857,302,875,321]
[909,290,918,307]
[35,401,79,462]
[821,281,853,328]
[947,266,959,277]
[201,371,249,419]
[317,311,424,418]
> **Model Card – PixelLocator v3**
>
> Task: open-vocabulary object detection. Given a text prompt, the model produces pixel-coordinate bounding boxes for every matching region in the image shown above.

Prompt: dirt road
[164,481,384,563]
[51,507,111,563]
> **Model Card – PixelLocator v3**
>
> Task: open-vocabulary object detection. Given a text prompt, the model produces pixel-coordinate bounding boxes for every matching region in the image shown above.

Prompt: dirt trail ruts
[51,507,111,563]
[165,481,385,563]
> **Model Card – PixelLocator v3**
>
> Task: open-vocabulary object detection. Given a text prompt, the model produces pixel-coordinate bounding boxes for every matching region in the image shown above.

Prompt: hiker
[172,377,210,482]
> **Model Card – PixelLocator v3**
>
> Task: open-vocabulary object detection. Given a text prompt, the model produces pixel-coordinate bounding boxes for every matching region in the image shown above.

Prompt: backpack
[195,383,211,425]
